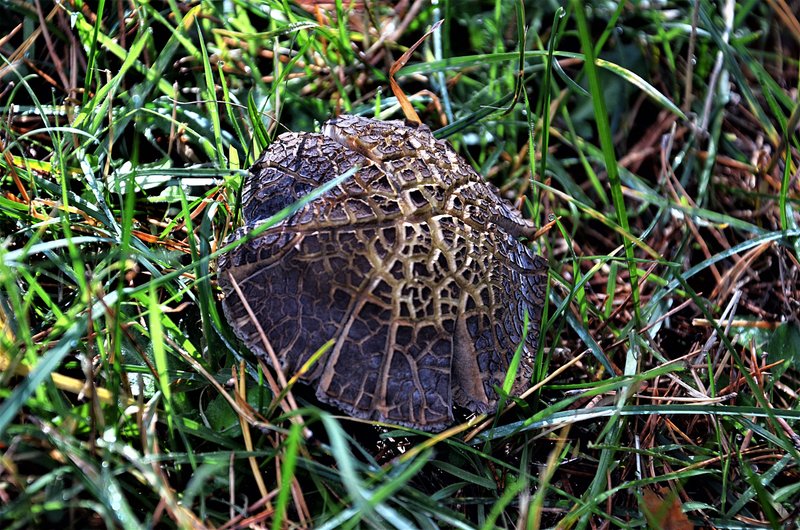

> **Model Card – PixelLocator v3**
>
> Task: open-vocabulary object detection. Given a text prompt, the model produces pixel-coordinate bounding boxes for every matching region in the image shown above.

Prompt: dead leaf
[642,487,694,530]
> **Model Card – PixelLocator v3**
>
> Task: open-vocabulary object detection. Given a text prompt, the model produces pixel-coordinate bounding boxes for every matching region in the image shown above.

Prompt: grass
[1,0,800,528]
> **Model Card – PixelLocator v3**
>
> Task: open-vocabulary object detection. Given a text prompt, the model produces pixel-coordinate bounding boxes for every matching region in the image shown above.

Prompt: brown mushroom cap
[218,115,548,432]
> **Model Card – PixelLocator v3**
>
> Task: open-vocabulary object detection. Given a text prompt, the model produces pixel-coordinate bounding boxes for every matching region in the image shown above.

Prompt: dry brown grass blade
[168,337,277,434]
[765,0,800,45]
[225,272,313,441]
[658,132,727,284]
[33,0,70,90]
[134,412,206,529]
[234,362,270,501]
[531,214,559,240]
[692,319,781,330]
[129,229,191,252]
[0,2,59,80]
[682,2,699,113]
[710,241,772,303]
[618,111,678,172]
[2,148,31,204]
[540,183,661,259]
[0,20,22,48]
[764,100,800,177]
[528,425,571,528]
[389,19,443,123]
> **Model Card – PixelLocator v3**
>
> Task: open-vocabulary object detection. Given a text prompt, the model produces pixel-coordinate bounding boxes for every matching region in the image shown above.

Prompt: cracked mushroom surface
[218,115,548,432]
